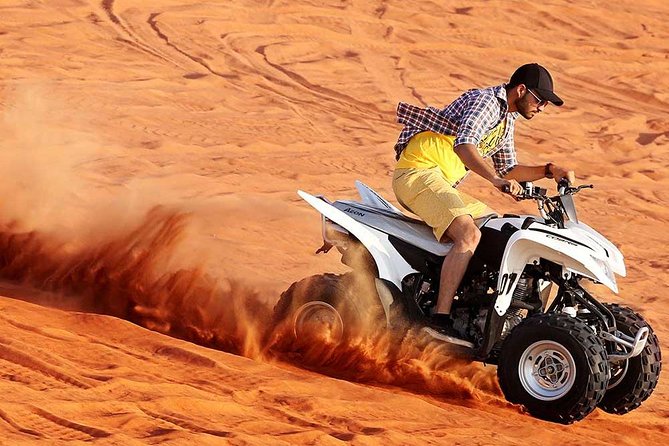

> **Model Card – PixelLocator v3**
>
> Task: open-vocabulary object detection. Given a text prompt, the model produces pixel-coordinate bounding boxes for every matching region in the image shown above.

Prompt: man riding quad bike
[273,180,662,424]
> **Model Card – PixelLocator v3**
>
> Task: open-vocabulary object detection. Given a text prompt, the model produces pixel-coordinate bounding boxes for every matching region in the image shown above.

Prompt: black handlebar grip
[502,185,510,193]
[558,178,571,188]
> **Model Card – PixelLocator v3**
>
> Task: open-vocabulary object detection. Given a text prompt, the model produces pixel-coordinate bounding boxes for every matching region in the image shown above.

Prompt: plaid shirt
[394,84,518,177]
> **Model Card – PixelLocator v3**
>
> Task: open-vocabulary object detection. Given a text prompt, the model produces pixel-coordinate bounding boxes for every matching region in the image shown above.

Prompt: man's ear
[517,83,527,96]
[508,84,524,101]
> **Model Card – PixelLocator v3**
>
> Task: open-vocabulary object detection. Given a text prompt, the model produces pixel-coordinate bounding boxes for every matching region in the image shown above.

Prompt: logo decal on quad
[343,207,365,217]
[546,234,578,246]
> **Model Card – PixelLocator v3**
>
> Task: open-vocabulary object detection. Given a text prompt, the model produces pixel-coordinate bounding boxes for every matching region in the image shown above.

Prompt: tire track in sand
[0,343,93,390]
[255,43,386,119]
[0,408,41,438]
[147,12,237,80]
[0,406,110,440]
[100,0,182,67]
[140,407,233,438]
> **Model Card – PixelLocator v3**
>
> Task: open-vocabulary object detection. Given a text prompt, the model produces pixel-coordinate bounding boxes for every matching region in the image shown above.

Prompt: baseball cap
[510,63,563,106]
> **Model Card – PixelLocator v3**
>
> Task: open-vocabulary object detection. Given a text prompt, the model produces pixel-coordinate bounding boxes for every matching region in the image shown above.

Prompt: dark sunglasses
[527,88,548,107]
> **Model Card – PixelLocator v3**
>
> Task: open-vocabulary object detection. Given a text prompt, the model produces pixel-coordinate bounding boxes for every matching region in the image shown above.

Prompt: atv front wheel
[497,313,610,424]
[598,304,662,414]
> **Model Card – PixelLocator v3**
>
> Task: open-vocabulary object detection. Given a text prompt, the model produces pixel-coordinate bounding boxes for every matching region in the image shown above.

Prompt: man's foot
[422,313,474,348]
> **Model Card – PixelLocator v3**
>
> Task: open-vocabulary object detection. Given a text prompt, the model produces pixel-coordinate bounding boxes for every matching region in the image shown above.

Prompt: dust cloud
[0,87,502,403]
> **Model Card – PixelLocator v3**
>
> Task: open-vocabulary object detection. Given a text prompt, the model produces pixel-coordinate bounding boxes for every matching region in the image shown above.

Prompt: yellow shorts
[392,167,489,242]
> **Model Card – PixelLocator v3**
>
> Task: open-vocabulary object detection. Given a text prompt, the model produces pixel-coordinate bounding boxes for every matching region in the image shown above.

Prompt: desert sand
[0,0,667,444]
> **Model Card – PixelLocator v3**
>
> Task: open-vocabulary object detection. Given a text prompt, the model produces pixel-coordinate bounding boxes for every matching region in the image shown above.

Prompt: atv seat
[332,199,496,257]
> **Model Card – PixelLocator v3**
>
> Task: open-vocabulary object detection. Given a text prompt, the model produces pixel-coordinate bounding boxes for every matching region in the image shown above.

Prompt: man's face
[516,87,547,119]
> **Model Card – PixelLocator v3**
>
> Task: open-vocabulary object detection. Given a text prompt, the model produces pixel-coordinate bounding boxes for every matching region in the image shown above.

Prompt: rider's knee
[465,226,481,251]
[451,216,481,250]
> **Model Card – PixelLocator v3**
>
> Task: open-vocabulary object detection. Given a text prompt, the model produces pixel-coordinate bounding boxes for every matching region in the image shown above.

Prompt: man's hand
[492,177,523,196]
[549,164,575,184]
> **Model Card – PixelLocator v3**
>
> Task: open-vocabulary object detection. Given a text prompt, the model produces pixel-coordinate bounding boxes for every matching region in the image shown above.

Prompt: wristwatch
[544,163,554,179]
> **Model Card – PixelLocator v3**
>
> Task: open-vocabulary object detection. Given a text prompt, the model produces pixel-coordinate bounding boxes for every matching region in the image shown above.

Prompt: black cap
[509,63,563,106]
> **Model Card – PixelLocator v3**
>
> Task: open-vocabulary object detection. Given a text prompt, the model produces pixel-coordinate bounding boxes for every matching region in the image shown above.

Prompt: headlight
[593,256,615,283]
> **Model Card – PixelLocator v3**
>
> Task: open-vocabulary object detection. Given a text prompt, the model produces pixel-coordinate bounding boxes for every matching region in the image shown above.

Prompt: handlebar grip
[557,178,571,188]
[502,185,510,193]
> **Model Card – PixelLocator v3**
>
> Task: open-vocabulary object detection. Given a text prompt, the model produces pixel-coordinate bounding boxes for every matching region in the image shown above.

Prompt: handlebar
[500,180,593,228]
[512,181,593,201]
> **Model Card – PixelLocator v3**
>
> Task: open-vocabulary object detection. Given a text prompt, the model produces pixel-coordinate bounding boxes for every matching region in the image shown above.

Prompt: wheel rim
[607,359,629,389]
[293,301,344,343]
[518,340,577,401]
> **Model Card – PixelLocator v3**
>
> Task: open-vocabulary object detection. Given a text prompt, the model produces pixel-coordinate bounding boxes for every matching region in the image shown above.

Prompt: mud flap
[477,297,505,361]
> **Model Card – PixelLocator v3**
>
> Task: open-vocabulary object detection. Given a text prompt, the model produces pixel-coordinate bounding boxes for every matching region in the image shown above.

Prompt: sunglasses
[527,88,548,107]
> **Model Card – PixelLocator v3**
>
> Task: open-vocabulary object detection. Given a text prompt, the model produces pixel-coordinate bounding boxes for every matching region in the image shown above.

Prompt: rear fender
[298,190,415,289]
[354,181,404,213]
[494,229,618,316]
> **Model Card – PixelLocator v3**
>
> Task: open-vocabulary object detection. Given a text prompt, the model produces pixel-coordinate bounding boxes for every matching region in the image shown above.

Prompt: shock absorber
[509,275,543,313]
[503,276,533,335]
[512,276,531,302]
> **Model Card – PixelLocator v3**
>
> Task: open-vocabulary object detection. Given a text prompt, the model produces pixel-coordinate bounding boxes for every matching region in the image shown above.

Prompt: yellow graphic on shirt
[478,119,506,157]
[396,119,507,185]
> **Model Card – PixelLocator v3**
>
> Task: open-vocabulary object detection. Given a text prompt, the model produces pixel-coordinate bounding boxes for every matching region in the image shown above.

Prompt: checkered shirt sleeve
[454,93,500,148]
[396,102,459,134]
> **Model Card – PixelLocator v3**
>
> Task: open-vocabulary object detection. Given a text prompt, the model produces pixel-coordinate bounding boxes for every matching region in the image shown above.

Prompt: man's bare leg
[434,215,481,315]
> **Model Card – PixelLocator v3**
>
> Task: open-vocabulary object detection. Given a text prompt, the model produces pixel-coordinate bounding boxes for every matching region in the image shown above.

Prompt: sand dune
[0,0,668,444]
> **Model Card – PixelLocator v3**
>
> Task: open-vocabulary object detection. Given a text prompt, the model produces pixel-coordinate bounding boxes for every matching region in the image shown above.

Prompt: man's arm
[454,143,522,194]
[505,163,575,183]
[504,164,546,181]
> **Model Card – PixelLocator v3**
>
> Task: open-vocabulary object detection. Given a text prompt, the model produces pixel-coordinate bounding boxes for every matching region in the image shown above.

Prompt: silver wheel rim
[293,301,344,343]
[518,340,577,401]
[608,360,629,389]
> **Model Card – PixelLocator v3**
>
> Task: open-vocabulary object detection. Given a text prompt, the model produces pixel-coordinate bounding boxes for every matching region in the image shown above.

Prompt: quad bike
[274,179,661,423]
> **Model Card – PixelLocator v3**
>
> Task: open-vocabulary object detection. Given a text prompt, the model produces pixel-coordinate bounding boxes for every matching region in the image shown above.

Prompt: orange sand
[0,0,667,444]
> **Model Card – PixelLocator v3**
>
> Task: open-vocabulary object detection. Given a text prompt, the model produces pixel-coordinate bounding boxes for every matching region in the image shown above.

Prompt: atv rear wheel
[497,313,610,424]
[273,273,378,346]
[598,304,662,414]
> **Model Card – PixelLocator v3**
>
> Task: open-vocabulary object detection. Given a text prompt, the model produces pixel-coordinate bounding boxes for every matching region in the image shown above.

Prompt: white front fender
[494,228,618,315]
[566,220,626,277]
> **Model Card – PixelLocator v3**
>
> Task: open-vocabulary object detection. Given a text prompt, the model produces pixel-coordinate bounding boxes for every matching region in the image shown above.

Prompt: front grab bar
[600,326,649,362]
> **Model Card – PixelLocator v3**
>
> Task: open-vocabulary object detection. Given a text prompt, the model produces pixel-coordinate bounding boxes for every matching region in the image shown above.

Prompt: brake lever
[565,184,594,195]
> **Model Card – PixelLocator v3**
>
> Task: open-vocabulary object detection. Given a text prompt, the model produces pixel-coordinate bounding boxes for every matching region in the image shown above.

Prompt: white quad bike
[274,179,661,423]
